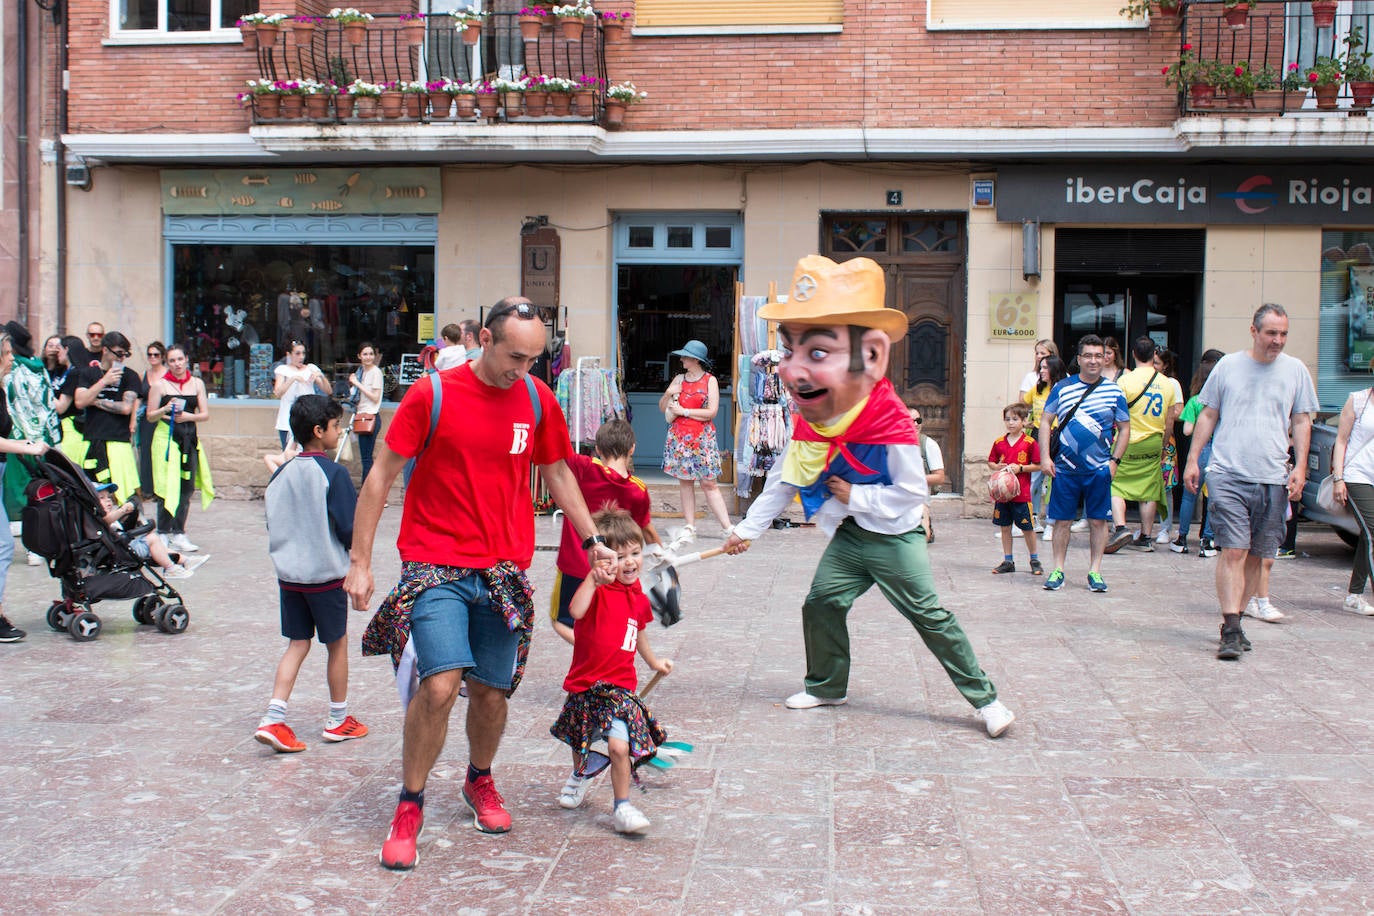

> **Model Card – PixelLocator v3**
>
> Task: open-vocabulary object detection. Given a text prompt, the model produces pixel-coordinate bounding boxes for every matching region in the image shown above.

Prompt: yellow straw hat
[758,255,907,342]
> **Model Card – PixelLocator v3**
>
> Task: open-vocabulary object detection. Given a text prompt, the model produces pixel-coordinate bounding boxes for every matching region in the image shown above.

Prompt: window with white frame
[113,0,256,34]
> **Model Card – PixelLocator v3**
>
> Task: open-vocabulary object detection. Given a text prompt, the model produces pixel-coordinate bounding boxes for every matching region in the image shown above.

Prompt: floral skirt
[550,682,666,774]
[662,423,722,481]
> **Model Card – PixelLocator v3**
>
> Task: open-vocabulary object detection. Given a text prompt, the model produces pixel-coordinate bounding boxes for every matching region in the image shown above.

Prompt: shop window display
[1318,231,1374,409]
[171,243,434,400]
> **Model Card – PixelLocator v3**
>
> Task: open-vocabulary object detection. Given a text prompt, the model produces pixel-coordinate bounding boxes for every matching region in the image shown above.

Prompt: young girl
[551,507,673,835]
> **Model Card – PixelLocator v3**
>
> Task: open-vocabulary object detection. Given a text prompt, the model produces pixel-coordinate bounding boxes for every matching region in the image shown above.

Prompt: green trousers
[801,519,997,708]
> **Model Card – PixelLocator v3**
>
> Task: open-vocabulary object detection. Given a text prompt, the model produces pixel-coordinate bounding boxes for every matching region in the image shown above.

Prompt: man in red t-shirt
[345,298,615,871]
[551,418,660,644]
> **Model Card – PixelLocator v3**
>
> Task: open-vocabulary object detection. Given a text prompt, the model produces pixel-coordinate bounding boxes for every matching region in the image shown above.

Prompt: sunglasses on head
[484,300,539,328]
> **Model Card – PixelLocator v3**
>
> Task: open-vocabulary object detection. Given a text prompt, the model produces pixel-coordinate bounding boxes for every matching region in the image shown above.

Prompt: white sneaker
[1246,598,1285,623]
[8,521,21,537]
[1155,527,1173,544]
[612,802,650,835]
[27,551,44,566]
[1070,518,1089,532]
[668,525,695,551]
[183,554,210,573]
[1344,594,1374,616]
[164,564,192,579]
[171,533,200,553]
[784,691,847,710]
[978,700,1015,738]
[558,773,593,810]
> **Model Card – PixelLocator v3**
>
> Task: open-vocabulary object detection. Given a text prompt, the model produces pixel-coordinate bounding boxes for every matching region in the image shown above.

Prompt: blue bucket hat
[669,340,711,368]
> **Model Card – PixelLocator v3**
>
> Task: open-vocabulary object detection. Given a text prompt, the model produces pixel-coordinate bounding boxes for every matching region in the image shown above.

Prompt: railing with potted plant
[241,9,610,125]
[1169,0,1374,114]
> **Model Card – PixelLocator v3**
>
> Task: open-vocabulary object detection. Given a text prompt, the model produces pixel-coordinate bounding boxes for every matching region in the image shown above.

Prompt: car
[1300,416,1360,548]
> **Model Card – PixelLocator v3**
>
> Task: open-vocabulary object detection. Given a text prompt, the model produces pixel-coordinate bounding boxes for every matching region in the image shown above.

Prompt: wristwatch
[581,534,606,550]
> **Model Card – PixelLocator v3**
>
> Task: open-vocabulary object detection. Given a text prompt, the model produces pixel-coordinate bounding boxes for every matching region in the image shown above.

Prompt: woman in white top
[1018,339,1058,399]
[1331,385,1374,616]
[272,341,327,448]
[347,342,385,481]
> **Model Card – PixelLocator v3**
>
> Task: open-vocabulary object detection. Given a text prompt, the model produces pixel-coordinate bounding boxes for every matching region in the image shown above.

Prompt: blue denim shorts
[409,575,519,688]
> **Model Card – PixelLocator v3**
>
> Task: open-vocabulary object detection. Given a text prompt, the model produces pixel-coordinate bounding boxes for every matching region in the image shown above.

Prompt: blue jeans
[0,502,13,599]
[408,575,518,687]
[356,417,381,482]
[1177,444,1214,541]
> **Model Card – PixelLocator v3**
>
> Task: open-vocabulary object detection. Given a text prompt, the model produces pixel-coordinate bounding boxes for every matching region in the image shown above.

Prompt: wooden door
[823,214,967,491]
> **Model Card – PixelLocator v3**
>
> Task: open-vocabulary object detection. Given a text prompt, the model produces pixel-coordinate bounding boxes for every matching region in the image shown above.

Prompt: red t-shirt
[987,433,1040,503]
[562,580,652,693]
[385,364,571,567]
[556,454,652,578]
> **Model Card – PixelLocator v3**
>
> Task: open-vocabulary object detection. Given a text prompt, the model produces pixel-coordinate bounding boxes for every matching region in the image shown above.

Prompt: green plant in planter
[1343,25,1374,82]
[1162,44,1214,88]
[1252,64,1282,90]
[1223,0,1255,9]
[1221,61,1260,95]
[1280,62,1308,91]
[1120,0,1181,19]
[1306,55,1344,87]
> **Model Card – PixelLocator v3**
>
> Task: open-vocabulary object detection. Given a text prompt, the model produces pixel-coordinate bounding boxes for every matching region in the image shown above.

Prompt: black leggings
[1346,482,1374,595]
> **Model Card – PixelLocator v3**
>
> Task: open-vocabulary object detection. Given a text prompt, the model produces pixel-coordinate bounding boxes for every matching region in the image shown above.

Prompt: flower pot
[1314,82,1340,110]
[432,91,455,118]
[1222,6,1249,29]
[462,21,482,45]
[241,27,259,51]
[379,92,404,119]
[305,94,331,118]
[455,95,477,118]
[524,90,548,116]
[501,92,524,117]
[547,92,572,116]
[572,89,595,117]
[403,93,422,118]
[1253,89,1286,112]
[1155,0,1181,17]
[475,92,500,117]
[1310,0,1337,28]
[559,17,585,41]
[280,94,305,118]
[354,96,378,118]
[257,23,280,47]
[290,21,315,44]
[343,21,367,46]
[1350,80,1374,113]
[602,20,625,40]
[518,16,543,42]
[1223,89,1252,109]
[604,99,627,128]
[1188,83,1216,109]
[255,93,281,118]
[403,21,426,46]
[335,93,355,119]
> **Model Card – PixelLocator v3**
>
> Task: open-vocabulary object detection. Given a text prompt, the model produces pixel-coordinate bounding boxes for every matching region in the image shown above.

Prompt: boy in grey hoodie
[255,394,368,753]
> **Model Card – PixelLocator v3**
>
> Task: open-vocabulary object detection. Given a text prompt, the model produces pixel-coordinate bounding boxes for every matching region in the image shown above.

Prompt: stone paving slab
[2,499,1373,914]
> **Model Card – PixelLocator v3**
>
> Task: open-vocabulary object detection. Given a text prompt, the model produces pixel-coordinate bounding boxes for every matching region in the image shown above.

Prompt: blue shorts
[1047,467,1114,522]
[128,536,151,560]
[280,582,348,644]
[409,575,519,688]
[992,501,1033,530]
[550,570,583,630]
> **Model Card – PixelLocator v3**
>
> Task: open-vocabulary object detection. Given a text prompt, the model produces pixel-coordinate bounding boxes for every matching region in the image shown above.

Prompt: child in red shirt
[987,402,1042,575]
[551,419,660,644]
[550,508,673,835]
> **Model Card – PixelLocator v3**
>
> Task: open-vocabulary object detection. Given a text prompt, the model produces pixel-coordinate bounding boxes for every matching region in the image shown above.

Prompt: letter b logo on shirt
[510,422,531,454]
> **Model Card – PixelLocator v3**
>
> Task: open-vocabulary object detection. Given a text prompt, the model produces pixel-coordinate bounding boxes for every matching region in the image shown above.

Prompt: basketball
[988,468,1021,503]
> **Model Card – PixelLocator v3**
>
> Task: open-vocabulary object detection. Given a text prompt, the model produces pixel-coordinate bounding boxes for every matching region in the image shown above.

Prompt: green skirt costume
[58,416,89,467]
[150,422,215,515]
[1110,434,1168,520]
[84,440,141,504]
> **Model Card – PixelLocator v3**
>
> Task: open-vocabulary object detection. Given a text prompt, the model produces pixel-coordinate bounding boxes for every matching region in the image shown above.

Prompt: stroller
[20,449,191,641]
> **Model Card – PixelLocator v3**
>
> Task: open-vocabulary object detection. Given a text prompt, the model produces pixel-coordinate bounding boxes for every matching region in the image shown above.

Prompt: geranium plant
[328,8,375,24]
[574,74,603,92]
[493,77,529,93]
[1220,62,1259,95]
[552,0,595,16]
[1344,25,1374,82]
[399,11,425,21]
[239,12,288,25]
[1161,44,1213,88]
[242,78,276,95]
[1119,0,1181,19]
[1222,0,1254,8]
[1252,64,1281,91]
[348,79,384,97]
[517,6,548,16]
[1280,61,1308,91]
[600,10,632,21]
[541,76,576,93]
[605,81,646,103]
[1307,55,1344,87]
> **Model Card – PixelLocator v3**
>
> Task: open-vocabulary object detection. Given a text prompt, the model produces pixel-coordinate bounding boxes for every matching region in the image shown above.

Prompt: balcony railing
[1177,0,1374,115]
[247,12,609,124]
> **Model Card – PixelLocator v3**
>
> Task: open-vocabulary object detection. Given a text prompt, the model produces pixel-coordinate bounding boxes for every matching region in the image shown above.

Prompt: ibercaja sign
[996,165,1374,225]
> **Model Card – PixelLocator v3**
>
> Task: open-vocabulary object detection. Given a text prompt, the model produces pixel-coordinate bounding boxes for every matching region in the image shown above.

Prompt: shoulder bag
[1047,378,1105,461]
[1317,389,1373,515]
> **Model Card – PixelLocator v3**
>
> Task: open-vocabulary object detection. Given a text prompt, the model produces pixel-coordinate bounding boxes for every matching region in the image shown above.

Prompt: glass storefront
[1317,230,1374,410]
[170,243,434,399]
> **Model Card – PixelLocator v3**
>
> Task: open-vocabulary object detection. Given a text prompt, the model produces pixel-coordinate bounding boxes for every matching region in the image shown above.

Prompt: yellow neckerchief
[781,394,870,487]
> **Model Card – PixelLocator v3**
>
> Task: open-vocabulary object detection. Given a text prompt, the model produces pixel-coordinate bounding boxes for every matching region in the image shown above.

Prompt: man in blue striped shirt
[1038,335,1131,593]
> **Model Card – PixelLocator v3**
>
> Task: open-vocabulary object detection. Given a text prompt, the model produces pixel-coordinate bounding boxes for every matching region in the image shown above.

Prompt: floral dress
[662,373,722,481]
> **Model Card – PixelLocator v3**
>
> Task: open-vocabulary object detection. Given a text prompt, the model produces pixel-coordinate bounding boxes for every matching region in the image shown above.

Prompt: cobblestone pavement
[3,498,1374,915]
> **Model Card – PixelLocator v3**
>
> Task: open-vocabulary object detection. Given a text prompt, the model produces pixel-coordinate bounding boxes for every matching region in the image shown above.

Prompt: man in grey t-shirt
[1184,304,1319,661]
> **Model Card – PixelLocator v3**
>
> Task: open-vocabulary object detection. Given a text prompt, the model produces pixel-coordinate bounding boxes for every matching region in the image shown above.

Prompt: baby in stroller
[95,483,207,579]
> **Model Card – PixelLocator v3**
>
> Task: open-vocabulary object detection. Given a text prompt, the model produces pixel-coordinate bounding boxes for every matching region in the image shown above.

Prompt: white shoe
[8,521,21,537]
[27,551,44,566]
[1246,597,1285,623]
[1155,527,1173,544]
[978,700,1015,738]
[1344,594,1374,616]
[183,554,210,572]
[170,533,200,553]
[164,564,192,579]
[612,802,650,835]
[1070,518,1089,532]
[558,772,593,810]
[784,691,847,710]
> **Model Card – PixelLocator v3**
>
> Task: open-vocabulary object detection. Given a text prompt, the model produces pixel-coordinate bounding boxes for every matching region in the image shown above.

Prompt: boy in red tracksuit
[988,402,1042,575]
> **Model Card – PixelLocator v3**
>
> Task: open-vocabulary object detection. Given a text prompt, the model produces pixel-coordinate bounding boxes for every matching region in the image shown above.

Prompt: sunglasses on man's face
[87,332,103,340]
[109,350,130,360]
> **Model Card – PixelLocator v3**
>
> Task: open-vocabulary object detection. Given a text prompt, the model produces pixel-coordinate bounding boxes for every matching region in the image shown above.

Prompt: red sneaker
[379,801,424,870]
[254,722,306,753]
[462,774,512,834]
[322,716,369,742]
